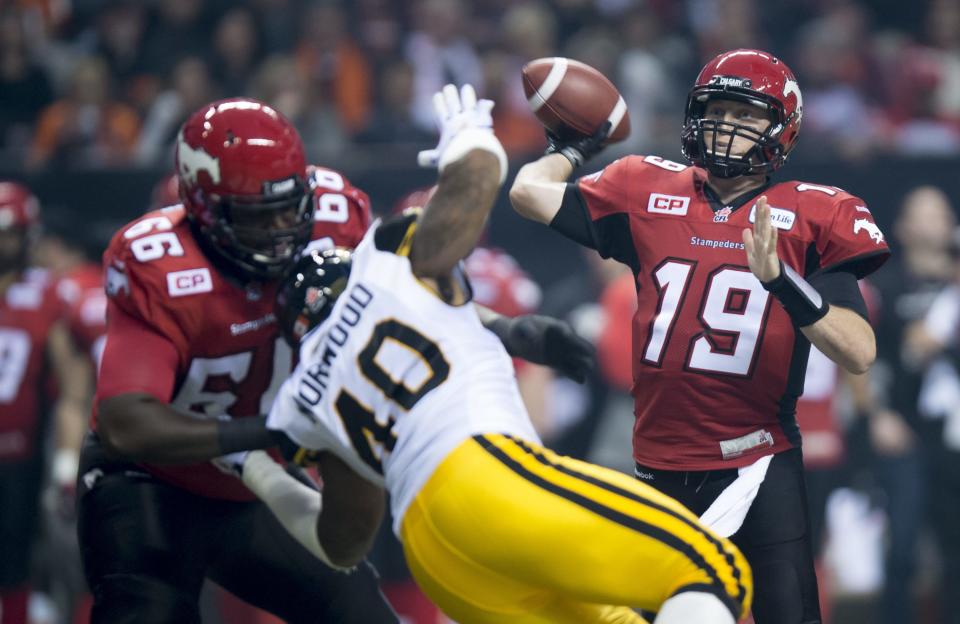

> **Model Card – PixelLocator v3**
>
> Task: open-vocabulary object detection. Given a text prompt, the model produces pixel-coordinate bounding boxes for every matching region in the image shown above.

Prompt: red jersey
[558,155,890,470]
[57,262,107,369]
[95,167,371,500]
[0,271,63,463]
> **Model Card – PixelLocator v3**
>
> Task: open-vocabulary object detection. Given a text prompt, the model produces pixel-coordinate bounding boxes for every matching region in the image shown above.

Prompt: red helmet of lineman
[176,98,313,279]
[681,49,803,178]
[0,181,41,271]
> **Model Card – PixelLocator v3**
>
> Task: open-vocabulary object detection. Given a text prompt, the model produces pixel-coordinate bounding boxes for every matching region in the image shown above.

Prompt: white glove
[417,83,507,183]
[211,451,249,478]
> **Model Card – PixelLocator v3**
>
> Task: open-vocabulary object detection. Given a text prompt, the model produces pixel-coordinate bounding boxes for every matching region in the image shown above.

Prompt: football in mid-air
[522,57,630,144]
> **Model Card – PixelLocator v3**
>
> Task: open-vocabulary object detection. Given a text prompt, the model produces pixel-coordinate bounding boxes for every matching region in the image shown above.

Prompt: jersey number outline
[312,169,350,224]
[0,328,32,404]
[124,216,186,263]
[171,337,292,417]
[334,319,450,474]
[642,260,772,377]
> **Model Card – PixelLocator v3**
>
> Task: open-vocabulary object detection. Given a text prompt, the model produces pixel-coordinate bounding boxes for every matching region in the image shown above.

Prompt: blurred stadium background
[2,0,960,623]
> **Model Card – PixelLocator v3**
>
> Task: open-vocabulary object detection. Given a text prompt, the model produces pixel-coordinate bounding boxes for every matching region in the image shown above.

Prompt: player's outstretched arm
[241,450,384,570]
[411,83,508,279]
[509,123,610,224]
[411,149,502,278]
[96,303,280,463]
[98,393,279,463]
[314,452,385,567]
[477,304,596,383]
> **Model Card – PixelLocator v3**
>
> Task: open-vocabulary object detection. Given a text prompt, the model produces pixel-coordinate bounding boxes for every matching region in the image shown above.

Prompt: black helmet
[276,248,353,346]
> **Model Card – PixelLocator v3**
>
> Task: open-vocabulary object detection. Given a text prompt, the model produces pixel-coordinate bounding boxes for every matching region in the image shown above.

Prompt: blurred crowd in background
[3,0,960,170]
[3,1,960,624]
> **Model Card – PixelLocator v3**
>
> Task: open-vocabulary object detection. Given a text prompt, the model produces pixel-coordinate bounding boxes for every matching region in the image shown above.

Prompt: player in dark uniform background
[76,98,397,623]
[0,181,91,624]
[510,49,890,624]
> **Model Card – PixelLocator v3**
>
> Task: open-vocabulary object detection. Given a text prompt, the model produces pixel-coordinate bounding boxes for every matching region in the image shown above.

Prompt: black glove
[490,315,596,383]
[545,121,612,168]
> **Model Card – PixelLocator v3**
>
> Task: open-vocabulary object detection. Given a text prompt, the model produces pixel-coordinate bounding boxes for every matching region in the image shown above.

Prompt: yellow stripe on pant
[400,434,752,623]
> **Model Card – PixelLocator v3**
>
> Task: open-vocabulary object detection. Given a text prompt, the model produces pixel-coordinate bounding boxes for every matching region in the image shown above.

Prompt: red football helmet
[681,49,803,177]
[176,98,313,280]
[0,181,41,272]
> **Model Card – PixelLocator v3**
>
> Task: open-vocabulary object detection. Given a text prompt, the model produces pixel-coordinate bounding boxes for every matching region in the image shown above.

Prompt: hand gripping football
[522,57,630,144]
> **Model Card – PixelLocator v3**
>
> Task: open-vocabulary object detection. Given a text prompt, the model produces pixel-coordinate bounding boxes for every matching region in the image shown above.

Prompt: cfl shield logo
[648,193,690,216]
[177,135,221,186]
[854,219,885,245]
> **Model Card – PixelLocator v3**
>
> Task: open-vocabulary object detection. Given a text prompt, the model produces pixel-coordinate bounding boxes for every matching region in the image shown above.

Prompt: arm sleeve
[807,269,870,322]
[817,198,891,278]
[95,299,180,401]
[548,157,640,272]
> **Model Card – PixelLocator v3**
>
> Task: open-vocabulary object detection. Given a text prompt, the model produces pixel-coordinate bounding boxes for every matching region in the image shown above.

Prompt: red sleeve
[551,156,643,271]
[96,299,180,401]
[817,198,890,278]
[102,241,191,361]
[576,156,636,221]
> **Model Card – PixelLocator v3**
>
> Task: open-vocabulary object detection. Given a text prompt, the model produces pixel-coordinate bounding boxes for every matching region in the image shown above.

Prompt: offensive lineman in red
[77,99,397,622]
[511,49,890,624]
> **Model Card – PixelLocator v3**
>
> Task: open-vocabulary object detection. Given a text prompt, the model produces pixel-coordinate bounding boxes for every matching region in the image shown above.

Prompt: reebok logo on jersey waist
[167,268,213,297]
[749,204,796,231]
[648,193,690,216]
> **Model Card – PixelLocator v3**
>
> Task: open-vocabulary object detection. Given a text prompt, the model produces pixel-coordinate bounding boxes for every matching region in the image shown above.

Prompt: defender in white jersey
[236,84,753,624]
[270,218,540,533]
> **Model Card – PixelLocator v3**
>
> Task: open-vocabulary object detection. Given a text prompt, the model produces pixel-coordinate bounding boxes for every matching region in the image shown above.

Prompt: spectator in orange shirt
[27,56,140,170]
[295,3,372,135]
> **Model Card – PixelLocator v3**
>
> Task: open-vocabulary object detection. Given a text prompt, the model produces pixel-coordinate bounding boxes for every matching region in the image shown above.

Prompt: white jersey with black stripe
[267,215,539,534]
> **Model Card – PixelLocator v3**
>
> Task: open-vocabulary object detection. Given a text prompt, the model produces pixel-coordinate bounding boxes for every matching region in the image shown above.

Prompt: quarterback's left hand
[497,315,596,383]
[742,196,782,284]
[212,451,249,478]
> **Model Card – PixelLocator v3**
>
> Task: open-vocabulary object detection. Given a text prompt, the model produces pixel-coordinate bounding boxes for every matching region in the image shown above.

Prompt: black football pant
[636,447,820,624]
[76,441,398,624]
[0,458,43,589]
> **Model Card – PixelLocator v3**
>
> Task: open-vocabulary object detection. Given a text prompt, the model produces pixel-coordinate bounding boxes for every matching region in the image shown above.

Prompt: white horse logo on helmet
[177,135,222,186]
[783,79,803,122]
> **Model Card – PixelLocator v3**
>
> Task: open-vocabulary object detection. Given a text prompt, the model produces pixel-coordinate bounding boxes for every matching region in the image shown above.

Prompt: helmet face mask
[276,248,353,347]
[681,50,802,178]
[176,98,313,281]
[200,177,313,280]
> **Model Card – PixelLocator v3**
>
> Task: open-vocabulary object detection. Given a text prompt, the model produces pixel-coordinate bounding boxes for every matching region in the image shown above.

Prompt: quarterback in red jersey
[0,181,90,624]
[76,99,397,623]
[511,49,889,624]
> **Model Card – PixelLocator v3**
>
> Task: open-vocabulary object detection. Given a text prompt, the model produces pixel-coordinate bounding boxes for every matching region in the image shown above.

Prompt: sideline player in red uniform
[76,99,397,623]
[0,182,90,624]
[510,49,890,624]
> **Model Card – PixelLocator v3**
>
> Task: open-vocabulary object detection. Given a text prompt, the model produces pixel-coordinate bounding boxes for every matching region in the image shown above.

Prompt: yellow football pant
[400,434,752,624]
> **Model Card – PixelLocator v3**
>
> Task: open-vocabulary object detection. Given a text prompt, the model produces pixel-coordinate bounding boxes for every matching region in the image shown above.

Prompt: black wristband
[762,262,830,327]
[217,416,276,454]
[557,146,585,168]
